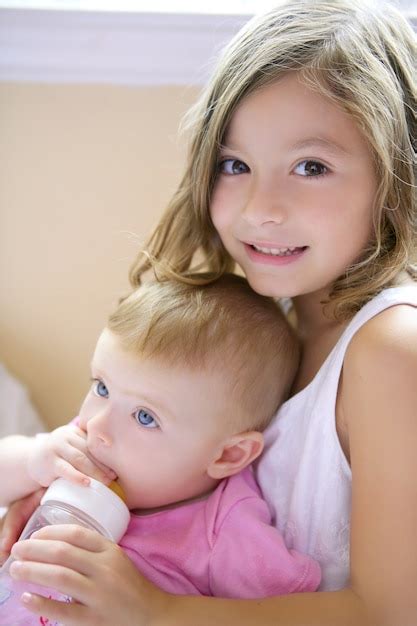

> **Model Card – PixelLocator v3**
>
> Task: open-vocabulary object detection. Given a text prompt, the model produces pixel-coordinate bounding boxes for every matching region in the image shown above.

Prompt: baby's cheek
[77,399,92,430]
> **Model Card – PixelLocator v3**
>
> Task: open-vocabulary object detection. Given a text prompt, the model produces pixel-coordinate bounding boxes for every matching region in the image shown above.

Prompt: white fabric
[257,286,417,591]
[0,363,44,437]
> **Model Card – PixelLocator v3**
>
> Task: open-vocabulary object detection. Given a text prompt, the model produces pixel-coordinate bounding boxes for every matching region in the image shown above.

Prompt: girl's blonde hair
[130,0,416,320]
[108,274,299,431]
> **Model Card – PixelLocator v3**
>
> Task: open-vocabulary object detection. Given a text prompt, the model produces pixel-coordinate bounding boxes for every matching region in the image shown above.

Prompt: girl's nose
[243,179,287,226]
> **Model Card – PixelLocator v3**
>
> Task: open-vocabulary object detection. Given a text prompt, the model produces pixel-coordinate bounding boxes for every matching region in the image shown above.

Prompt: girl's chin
[242,266,334,301]
[243,273,299,299]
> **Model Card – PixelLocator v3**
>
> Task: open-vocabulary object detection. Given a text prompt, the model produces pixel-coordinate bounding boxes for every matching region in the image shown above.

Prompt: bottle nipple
[108,480,126,502]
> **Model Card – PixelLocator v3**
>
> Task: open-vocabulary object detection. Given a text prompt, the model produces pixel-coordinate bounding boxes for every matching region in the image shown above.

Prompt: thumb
[0,488,45,561]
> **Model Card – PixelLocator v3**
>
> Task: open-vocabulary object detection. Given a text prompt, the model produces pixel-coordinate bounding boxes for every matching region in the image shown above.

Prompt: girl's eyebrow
[292,137,349,155]
[218,140,243,152]
[219,137,349,156]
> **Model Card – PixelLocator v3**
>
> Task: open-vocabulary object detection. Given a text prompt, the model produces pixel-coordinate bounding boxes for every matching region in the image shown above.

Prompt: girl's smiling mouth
[244,242,308,265]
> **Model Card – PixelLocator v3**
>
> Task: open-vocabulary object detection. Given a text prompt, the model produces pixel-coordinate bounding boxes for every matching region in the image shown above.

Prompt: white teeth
[252,244,298,256]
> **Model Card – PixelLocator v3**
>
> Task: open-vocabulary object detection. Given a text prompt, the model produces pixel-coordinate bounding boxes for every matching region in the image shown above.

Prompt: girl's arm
[167,306,410,626]
[339,304,417,626]
[10,525,368,626]
[155,590,367,626]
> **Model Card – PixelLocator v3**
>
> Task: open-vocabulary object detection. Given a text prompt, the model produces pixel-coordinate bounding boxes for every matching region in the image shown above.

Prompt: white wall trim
[1,8,415,87]
[0,8,249,85]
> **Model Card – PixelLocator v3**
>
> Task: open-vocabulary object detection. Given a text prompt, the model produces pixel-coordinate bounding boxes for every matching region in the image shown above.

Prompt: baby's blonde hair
[130,0,416,320]
[108,274,298,431]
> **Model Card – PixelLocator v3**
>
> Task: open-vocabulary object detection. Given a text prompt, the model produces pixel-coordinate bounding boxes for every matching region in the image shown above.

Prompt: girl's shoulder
[347,297,417,365]
[340,292,417,426]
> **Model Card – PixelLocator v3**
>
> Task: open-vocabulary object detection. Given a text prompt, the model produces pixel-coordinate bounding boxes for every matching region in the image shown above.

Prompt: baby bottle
[0,478,130,626]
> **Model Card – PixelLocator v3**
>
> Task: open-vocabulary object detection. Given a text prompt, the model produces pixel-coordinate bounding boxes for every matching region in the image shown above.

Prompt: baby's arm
[0,425,115,507]
[0,435,42,505]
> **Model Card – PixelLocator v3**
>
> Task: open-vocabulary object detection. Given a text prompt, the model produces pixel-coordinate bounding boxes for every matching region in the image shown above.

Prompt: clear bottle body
[0,501,109,626]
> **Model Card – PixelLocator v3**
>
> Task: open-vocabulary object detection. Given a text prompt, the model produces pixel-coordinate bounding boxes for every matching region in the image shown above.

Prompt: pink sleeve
[208,495,321,599]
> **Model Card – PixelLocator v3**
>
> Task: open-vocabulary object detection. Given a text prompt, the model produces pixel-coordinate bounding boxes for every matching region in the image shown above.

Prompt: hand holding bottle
[9,524,167,626]
[0,478,130,625]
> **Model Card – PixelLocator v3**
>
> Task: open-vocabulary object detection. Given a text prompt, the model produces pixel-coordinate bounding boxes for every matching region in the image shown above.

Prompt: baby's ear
[207,432,264,480]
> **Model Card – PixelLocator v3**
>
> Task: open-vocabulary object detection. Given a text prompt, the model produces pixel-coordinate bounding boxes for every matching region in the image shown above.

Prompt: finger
[49,425,116,483]
[54,458,92,486]
[9,560,91,605]
[0,542,9,564]
[68,429,116,478]
[11,537,100,578]
[56,442,116,484]
[0,516,12,562]
[20,592,86,626]
[21,523,107,552]
[70,425,88,439]
[85,453,118,483]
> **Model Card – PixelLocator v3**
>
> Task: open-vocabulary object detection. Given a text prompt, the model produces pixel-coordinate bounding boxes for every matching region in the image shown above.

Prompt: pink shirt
[120,467,320,598]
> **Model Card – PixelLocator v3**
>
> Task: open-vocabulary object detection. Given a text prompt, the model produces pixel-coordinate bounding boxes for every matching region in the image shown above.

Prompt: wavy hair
[130,0,416,320]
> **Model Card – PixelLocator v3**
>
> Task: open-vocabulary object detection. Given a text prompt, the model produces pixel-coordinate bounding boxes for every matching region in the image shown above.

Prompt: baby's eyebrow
[90,362,104,376]
[90,361,99,374]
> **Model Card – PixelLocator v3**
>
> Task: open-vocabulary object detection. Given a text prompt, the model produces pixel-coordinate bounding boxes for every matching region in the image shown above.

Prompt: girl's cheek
[210,189,231,229]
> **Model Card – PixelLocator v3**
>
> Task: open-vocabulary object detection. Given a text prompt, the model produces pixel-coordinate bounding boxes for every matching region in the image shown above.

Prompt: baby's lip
[87,448,115,476]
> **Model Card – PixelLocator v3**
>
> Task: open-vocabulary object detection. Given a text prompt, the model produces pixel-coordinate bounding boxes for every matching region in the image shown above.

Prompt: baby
[0,274,320,600]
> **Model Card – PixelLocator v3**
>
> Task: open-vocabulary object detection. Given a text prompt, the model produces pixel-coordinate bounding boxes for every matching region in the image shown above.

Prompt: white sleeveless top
[256,286,417,591]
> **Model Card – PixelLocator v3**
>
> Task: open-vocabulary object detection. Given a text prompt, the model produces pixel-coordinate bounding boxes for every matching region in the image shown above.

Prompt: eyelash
[218,158,249,176]
[91,379,159,429]
[294,159,328,178]
[133,408,159,429]
[217,157,329,178]
[92,378,108,398]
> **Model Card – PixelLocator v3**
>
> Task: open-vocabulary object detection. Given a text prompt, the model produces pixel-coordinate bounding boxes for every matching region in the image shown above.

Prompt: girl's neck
[290,288,348,396]
[293,272,415,339]
[291,288,341,341]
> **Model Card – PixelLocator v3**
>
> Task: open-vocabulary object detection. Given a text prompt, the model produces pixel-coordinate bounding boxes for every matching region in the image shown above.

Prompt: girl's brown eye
[219,159,249,175]
[294,160,328,177]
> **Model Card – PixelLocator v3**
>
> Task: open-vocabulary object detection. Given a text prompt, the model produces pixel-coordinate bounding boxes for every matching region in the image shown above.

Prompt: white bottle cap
[41,478,130,542]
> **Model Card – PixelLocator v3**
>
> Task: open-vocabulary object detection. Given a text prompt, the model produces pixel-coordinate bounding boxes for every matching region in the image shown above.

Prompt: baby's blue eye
[219,158,249,175]
[93,380,109,398]
[134,409,158,429]
[294,160,327,177]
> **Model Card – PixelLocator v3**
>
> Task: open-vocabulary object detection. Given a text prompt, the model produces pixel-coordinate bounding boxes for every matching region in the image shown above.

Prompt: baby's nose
[87,411,113,446]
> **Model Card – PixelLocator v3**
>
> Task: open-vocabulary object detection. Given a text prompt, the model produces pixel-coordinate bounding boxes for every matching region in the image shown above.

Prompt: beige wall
[0,82,199,429]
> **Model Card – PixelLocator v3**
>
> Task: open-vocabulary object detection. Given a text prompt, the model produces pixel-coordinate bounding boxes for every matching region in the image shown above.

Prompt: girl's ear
[207,432,264,480]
